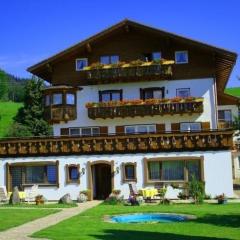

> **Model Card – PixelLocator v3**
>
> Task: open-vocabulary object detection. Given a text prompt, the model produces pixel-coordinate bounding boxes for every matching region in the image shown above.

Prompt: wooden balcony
[87,98,204,119]
[81,64,173,84]
[44,106,77,123]
[0,129,233,158]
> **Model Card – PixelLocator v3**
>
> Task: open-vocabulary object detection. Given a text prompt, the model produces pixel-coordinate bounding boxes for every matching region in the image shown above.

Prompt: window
[180,122,201,132]
[143,52,161,62]
[52,93,63,105]
[125,125,156,134]
[45,95,50,106]
[100,55,119,65]
[122,163,137,182]
[146,158,202,182]
[69,127,100,136]
[238,157,240,169]
[76,58,88,71]
[218,110,232,123]
[176,88,190,98]
[66,164,80,184]
[99,90,122,102]
[66,93,75,105]
[175,51,188,64]
[9,163,58,188]
[141,88,165,100]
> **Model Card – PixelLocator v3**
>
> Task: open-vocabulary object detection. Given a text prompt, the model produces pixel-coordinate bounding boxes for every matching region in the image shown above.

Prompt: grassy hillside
[225,87,240,97]
[0,102,22,138]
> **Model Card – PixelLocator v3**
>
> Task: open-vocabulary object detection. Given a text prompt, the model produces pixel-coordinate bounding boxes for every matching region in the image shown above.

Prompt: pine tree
[11,77,52,137]
[0,69,9,101]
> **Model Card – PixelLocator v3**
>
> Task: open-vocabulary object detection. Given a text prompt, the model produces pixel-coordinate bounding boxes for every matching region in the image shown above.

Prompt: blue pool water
[111,213,187,223]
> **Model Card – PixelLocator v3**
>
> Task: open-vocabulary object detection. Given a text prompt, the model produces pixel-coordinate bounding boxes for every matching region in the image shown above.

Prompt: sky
[0,0,239,87]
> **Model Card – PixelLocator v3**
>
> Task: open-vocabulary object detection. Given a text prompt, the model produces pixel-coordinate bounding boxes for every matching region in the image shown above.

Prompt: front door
[92,164,112,200]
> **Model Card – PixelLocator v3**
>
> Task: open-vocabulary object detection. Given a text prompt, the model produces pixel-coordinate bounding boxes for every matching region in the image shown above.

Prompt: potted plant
[216,193,228,204]
[35,195,45,205]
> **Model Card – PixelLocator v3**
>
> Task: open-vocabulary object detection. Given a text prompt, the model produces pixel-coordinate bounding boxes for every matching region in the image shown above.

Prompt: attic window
[175,51,188,64]
[100,55,119,65]
[76,58,88,71]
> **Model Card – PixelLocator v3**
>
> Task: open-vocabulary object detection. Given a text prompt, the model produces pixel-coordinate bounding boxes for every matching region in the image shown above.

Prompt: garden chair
[25,184,39,202]
[128,182,140,197]
[0,186,8,203]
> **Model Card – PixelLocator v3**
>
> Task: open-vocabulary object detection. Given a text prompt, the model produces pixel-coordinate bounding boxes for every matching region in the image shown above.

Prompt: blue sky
[0,0,239,87]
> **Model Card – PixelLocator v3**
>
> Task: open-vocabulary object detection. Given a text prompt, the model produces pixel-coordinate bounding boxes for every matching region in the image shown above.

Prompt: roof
[27,19,238,103]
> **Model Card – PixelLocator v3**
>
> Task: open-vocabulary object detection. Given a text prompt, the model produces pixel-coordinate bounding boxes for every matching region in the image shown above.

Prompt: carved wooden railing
[87,99,204,119]
[82,64,173,82]
[0,130,233,157]
[44,106,77,123]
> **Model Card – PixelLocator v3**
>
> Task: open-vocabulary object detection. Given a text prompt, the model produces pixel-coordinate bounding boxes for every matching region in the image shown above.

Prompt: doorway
[90,162,113,200]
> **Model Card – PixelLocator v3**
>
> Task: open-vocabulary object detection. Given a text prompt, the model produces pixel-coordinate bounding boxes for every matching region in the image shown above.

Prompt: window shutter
[201,122,210,130]
[156,124,165,133]
[116,126,125,135]
[171,123,180,132]
[100,126,108,136]
[60,128,69,136]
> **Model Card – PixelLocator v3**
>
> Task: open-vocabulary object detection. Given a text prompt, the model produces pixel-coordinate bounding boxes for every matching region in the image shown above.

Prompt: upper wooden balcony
[80,60,174,84]
[0,129,233,157]
[86,97,204,119]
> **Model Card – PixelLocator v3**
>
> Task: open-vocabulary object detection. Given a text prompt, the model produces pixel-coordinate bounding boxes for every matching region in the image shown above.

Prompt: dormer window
[76,58,88,71]
[175,51,188,64]
[100,55,119,65]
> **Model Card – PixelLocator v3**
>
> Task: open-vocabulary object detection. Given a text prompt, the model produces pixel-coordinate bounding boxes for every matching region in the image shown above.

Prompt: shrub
[188,175,205,204]
[178,192,189,200]
[104,194,124,205]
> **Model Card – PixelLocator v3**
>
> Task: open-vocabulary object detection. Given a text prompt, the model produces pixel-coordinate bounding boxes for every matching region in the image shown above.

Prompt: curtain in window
[187,160,200,180]
[148,162,160,180]
[125,165,134,179]
[70,167,78,180]
[162,161,184,180]
[47,166,57,184]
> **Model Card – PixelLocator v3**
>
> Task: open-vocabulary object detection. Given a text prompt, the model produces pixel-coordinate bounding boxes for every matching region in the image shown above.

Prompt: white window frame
[75,58,88,71]
[69,127,100,136]
[124,124,156,134]
[175,51,188,64]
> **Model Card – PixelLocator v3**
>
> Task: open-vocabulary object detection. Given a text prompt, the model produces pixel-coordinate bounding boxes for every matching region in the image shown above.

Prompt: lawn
[0,101,22,137]
[225,87,240,97]
[0,208,59,231]
[0,203,78,208]
[32,203,240,240]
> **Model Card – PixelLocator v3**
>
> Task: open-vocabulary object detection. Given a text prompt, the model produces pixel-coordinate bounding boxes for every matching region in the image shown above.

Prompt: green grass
[32,203,240,240]
[0,101,22,138]
[0,208,59,231]
[0,203,78,208]
[225,87,240,97]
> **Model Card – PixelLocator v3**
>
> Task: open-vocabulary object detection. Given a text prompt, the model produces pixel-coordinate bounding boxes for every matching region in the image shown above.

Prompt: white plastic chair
[25,184,39,202]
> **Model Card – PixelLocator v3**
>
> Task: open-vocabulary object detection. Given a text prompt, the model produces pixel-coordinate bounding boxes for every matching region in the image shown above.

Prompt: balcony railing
[81,64,173,83]
[0,129,233,157]
[44,106,77,123]
[87,98,204,119]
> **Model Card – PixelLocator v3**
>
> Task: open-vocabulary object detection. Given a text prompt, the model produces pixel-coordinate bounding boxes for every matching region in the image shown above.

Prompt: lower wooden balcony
[0,129,233,157]
[87,99,204,119]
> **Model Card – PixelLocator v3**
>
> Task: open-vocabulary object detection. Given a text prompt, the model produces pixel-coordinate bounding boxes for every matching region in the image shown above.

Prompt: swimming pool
[110,213,192,223]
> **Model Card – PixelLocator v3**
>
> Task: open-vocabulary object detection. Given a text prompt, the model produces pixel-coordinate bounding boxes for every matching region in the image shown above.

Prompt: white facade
[54,78,217,135]
[0,150,234,200]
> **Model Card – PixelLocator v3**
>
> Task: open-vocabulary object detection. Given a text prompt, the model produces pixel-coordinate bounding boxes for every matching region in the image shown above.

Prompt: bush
[188,175,205,204]
[104,194,124,205]
[178,192,189,200]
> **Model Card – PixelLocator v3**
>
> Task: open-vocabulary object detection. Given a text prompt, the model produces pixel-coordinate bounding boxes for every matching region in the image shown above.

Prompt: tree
[0,69,9,101]
[8,77,52,137]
